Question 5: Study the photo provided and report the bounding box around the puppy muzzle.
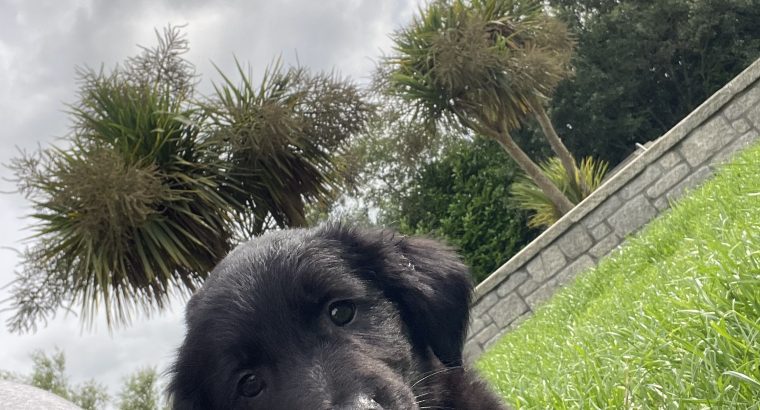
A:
[333,394,383,410]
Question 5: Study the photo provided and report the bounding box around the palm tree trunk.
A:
[284,192,308,227]
[461,116,575,214]
[534,106,588,194]
[491,131,574,215]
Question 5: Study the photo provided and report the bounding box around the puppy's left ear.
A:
[390,236,473,367]
[318,225,473,367]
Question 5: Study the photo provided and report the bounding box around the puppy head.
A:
[168,224,472,409]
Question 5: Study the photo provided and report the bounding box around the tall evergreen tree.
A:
[548,0,760,165]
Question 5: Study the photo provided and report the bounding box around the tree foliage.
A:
[123,25,197,100]
[387,0,574,132]
[385,138,538,283]
[511,156,608,229]
[0,350,171,410]
[348,100,457,221]
[5,26,370,332]
[9,70,236,330]
[548,0,760,165]
[117,367,166,410]
[349,101,538,282]
[355,0,760,283]
[6,34,235,330]
[0,350,110,410]
[206,59,371,236]
[28,350,71,400]
[385,0,583,214]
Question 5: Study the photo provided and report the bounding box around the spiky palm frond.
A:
[123,24,198,100]
[204,59,372,237]
[511,156,608,229]
[6,28,372,333]
[7,71,235,330]
[387,0,575,132]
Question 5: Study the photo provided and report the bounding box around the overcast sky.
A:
[0,0,416,404]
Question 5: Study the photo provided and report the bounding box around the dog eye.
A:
[328,300,355,326]
[237,373,265,397]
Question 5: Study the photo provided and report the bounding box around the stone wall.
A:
[464,58,760,360]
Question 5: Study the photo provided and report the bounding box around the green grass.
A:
[478,142,760,409]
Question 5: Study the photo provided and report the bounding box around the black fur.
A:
[168,224,508,409]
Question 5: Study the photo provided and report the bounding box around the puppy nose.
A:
[334,394,383,410]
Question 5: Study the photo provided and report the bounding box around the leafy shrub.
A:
[388,138,538,283]
[511,156,608,229]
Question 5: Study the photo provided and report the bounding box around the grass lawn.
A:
[478,142,760,409]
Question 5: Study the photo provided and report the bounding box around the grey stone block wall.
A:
[463,58,760,361]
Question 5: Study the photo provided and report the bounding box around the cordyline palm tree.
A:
[512,156,608,229]
[4,27,370,332]
[205,59,371,237]
[8,65,234,330]
[386,0,581,214]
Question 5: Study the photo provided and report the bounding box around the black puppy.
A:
[168,224,508,409]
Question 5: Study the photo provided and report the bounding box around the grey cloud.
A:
[0,0,417,405]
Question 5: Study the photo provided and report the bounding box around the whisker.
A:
[411,366,462,389]
[414,391,436,400]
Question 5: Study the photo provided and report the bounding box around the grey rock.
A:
[524,281,555,310]
[517,279,541,297]
[557,225,593,259]
[468,316,488,336]
[526,256,544,279]
[488,293,529,328]
[507,311,533,331]
[583,195,623,229]
[525,256,595,310]
[496,271,528,298]
[589,234,622,259]
[656,152,683,170]
[653,197,669,211]
[680,116,737,167]
[483,328,509,349]
[463,342,483,364]
[712,131,759,165]
[620,165,661,200]
[724,83,760,120]
[731,117,752,134]
[608,195,658,238]
[471,292,498,318]
[537,246,567,281]
[748,105,760,130]
[646,163,691,199]
[472,324,499,348]
[666,167,713,203]
[590,223,612,241]
[0,381,82,410]
[554,256,595,287]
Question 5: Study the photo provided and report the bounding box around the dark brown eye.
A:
[328,300,355,326]
[238,373,265,397]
